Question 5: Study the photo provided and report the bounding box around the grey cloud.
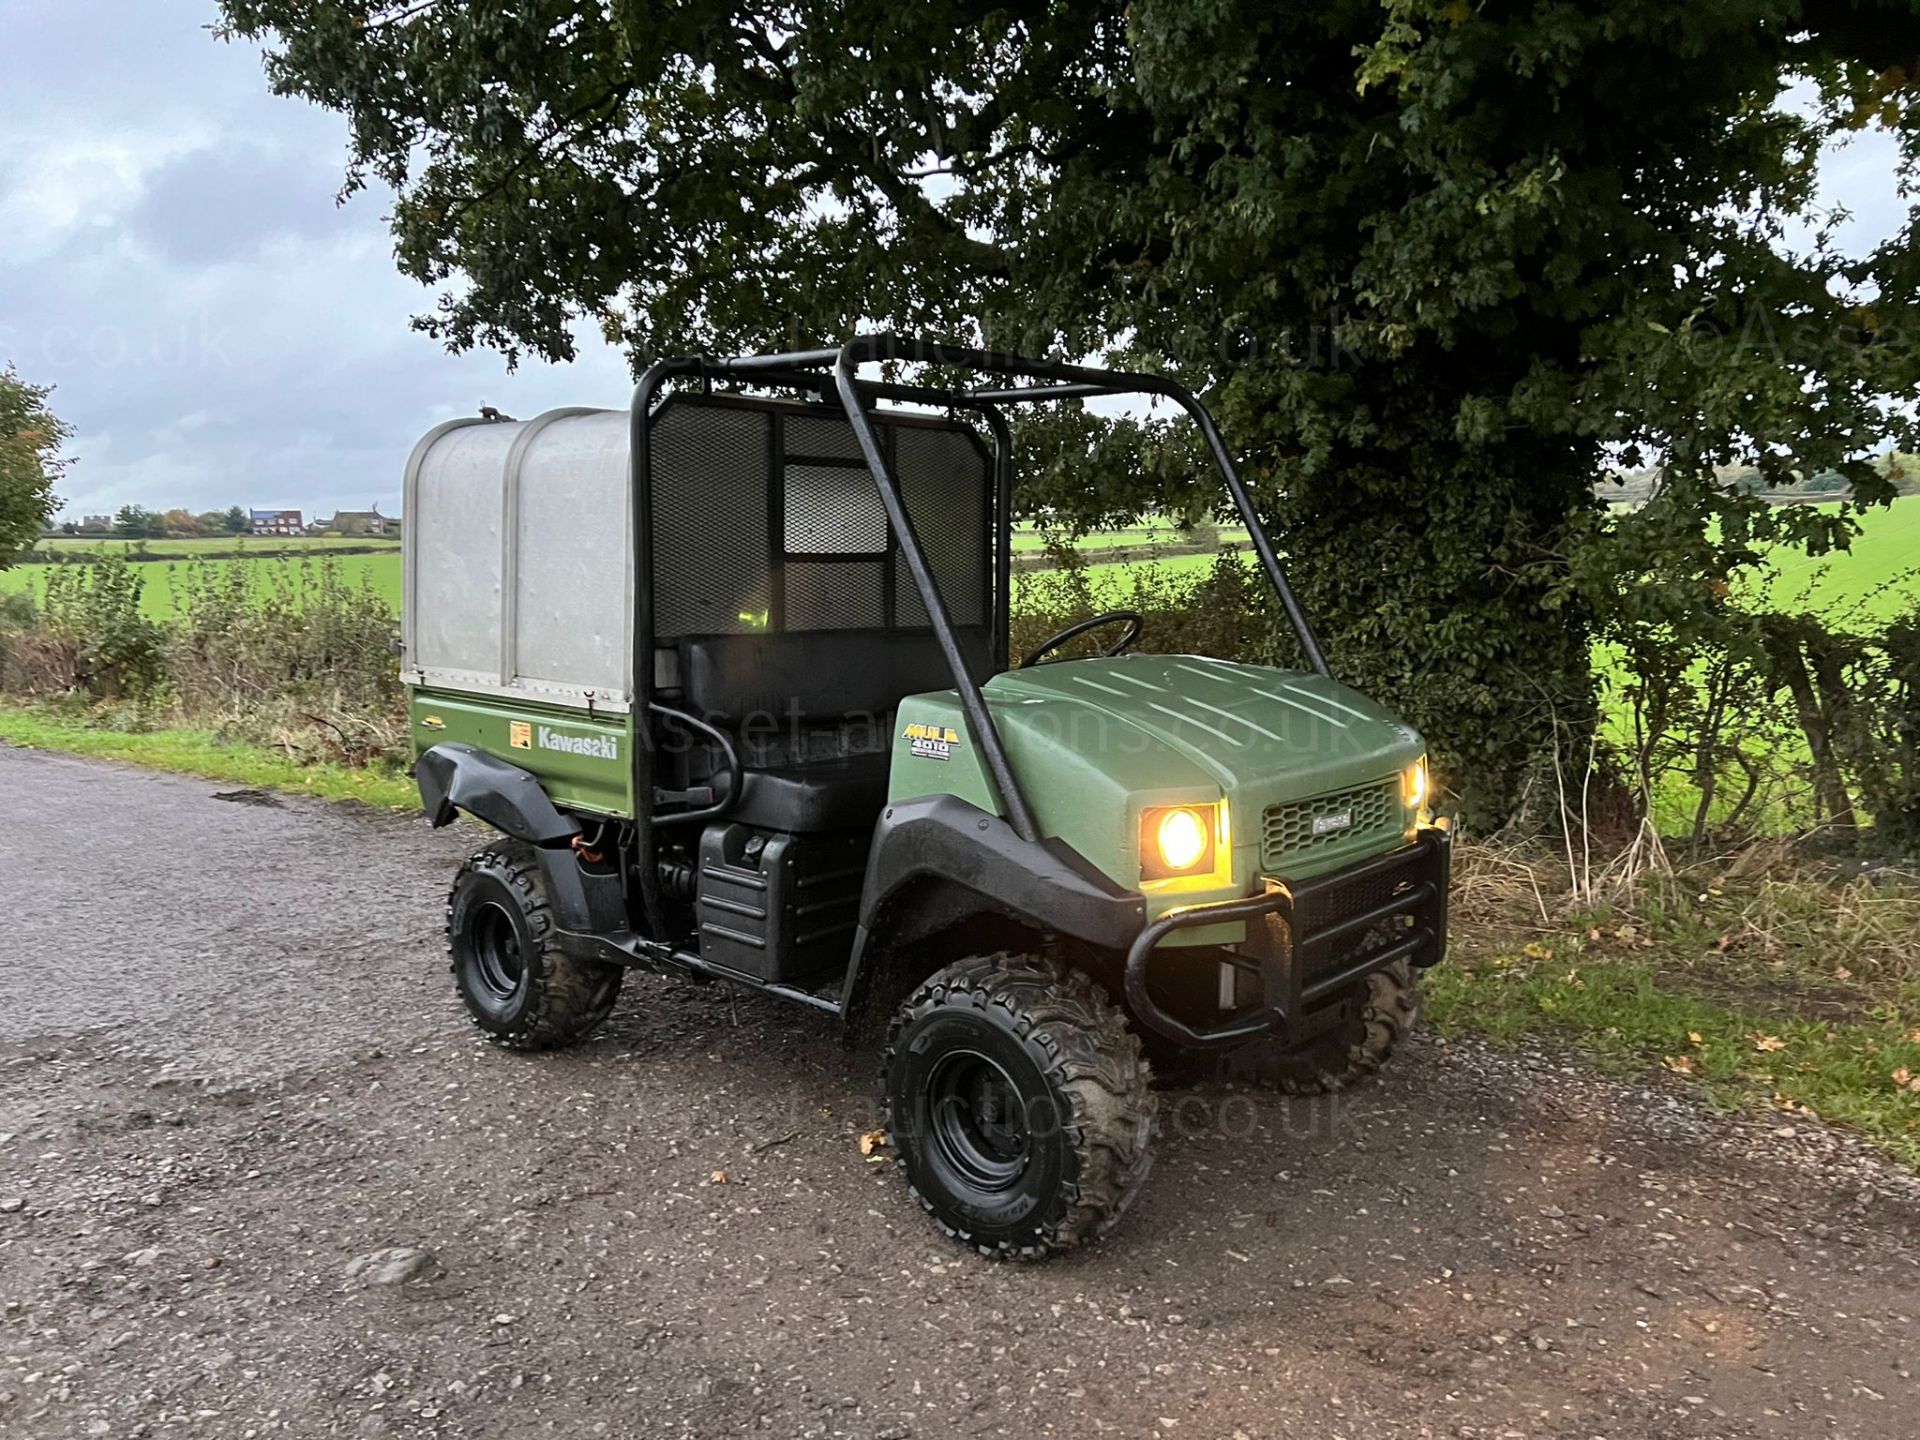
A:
[2,0,633,522]
[124,141,354,266]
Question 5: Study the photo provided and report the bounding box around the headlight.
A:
[1141,803,1220,881]
[1404,757,1430,811]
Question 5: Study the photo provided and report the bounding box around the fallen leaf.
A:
[1712,933,1735,953]
[1895,1067,1916,1093]
[1522,941,1554,961]
[1663,1055,1695,1075]
[708,1169,728,1185]
[858,1129,888,1157]
[1750,1032,1788,1054]
[1833,966,1853,981]
[1909,1027,1920,1044]
[1688,1032,1705,1047]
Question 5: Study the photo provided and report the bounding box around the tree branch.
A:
[446,80,634,221]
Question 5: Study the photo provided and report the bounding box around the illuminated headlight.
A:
[1404,757,1430,811]
[1141,803,1220,881]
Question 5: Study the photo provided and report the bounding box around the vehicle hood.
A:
[983,653,1424,800]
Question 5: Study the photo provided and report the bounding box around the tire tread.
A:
[884,952,1157,1260]
[447,839,621,1050]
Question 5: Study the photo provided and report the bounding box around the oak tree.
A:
[216,0,1920,817]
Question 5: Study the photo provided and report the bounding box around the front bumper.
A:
[1123,824,1452,1049]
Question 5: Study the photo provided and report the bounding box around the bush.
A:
[1011,546,1277,666]
[30,557,169,698]
[169,554,404,764]
[0,553,405,770]
[1831,606,1920,852]
[0,589,36,687]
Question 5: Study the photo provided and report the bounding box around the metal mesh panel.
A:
[1262,778,1399,872]
[785,465,888,554]
[646,397,990,640]
[785,561,886,630]
[785,414,865,461]
[894,426,990,627]
[650,403,771,636]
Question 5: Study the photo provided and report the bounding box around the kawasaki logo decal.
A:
[536,724,619,761]
[1311,809,1354,836]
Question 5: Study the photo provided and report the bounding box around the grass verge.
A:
[0,701,416,810]
[1437,844,1920,1167]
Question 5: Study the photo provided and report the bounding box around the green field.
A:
[1758,499,1920,621]
[28,535,400,557]
[1010,523,1250,554]
[3,504,1911,623]
[0,549,404,617]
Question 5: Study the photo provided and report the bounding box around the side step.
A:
[557,929,845,1016]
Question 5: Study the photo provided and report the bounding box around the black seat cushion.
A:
[672,627,993,833]
[677,626,991,726]
[727,751,893,832]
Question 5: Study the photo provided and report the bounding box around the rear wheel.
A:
[1223,958,1420,1093]
[884,953,1156,1259]
[447,841,623,1049]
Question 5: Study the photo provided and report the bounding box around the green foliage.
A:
[0,365,69,566]
[34,556,168,699]
[114,504,167,539]
[1817,605,1920,849]
[1011,544,1275,666]
[169,554,404,763]
[1596,542,1920,852]
[213,0,1920,825]
[221,504,248,534]
[0,553,405,767]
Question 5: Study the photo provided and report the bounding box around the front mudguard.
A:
[839,793,1145,1034]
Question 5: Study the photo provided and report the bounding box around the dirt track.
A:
[3,744,1918,1439]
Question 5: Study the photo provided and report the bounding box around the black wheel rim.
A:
[926,1049,1030,1192]
[469,901,525,1002]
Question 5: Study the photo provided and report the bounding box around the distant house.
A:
[330,507,391,537]
[249,508,303,536]
[80,514,114,534]
[307,515,335,536]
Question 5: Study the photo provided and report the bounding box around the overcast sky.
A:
[2,3,1910,523]
[1,0,632,523]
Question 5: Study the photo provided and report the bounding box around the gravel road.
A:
[3,744,1918,1440]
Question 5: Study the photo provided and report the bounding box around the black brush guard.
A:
[1124,826,1452,1049]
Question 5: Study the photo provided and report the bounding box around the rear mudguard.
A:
[416,742,579,844]
[415,743,623,935]
[839,793,1145,1031]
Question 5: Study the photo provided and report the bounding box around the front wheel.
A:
[447,841,623,1049]
[1222,958,1421,1093]
[884,953,1156,1259]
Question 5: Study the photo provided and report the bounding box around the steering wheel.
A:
[1019,610,1146,668]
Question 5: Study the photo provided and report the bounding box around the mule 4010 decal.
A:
[903,722,960,761]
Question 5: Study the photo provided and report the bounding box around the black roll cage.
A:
[627,334,1328,939]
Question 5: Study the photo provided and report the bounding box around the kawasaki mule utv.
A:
[403,335,1450,1258]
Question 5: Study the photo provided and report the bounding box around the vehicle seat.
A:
[728,753,894,831]
[672,626,992,833]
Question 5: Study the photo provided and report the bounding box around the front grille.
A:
[1263,778,1399,871]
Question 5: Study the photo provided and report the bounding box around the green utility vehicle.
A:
[405,336,1450,1258]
